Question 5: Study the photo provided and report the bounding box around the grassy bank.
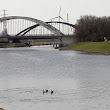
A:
[0,42,54,48]
[60,41,110,55]
[0,43,29,48]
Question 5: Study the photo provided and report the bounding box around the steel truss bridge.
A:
[0,16,75,45]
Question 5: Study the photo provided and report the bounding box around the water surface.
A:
[0,45,110,110]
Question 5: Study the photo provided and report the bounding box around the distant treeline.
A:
[75,15,110,42]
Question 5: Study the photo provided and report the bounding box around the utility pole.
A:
[67,13,69,23]
[2,9,8,31]
[59,6,61,31]
[67,13,69,35]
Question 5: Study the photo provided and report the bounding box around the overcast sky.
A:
[0,0,110,24]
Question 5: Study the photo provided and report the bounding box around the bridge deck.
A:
[0,35,73,40]
[0,35,60,39]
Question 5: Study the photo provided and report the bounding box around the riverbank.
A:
[60,41,110,55]
[0,42,53,48]
[0,43,29,48]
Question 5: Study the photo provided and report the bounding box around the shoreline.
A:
[0,43,29,48]
[60,48,110,56]
[60,41,110,55]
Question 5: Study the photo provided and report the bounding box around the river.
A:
[0,45,110,110]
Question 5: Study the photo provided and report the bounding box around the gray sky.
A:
[0,0,110,24]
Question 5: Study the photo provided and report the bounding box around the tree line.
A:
[74,15,110,42]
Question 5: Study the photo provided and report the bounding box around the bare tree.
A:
[75,15,110,42]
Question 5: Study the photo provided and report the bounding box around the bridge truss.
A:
[0,16,75,38]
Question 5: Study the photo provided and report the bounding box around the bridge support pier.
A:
[53,43,60,49]
[59,37,63,47]
[53,35,74,48]
[60,35,74,46]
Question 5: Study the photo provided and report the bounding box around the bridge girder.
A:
[0,16,64,36]
[16,21,75,36]
[47,21,75,27]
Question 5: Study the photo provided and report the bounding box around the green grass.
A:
[60,41,110,55]
[0,43,28,48]
[0,42,54,48]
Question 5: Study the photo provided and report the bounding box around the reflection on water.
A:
[0,45,110,110]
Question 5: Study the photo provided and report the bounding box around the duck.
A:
[51,90,53,95]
